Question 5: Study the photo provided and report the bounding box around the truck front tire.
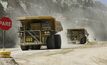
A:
[80,36,87,44]
[54,35,61,49]
[21,45,29,50]
[46,35,55,49]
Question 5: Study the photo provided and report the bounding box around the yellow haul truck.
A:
[67,29,88,44]
[18,16,63,50]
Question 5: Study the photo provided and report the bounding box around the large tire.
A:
[54,35,61,49]
[30,45,41,50]
[21,45,29,50]
[46,35,55,49]
[80,36,87,44]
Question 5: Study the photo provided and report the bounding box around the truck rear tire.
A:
[46,35,55,49]
[21,45,29,50]
[31,45,41,50]
[54,35,61,49]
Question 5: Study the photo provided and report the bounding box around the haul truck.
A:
[18,16,63,50]
[67,29,88,44]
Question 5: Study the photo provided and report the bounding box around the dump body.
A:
[18,16,63,32]
[67,29,88,44]
[18,16,62,50]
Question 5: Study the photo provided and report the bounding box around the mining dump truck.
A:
[18,16,63,50]
[67,29,88,44]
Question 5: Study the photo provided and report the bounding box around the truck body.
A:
[18,16,63,50]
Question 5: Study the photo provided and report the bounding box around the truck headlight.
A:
[44,31,50,35]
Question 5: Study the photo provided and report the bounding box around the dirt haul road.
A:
[6,42,107,65]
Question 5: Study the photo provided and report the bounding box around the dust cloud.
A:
[0,0,107,48]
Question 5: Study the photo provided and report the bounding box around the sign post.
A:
[0,17,12,51]
[2,30,5,51]
[0,17,12,58]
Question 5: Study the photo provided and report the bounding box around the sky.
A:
[99,0,107,5]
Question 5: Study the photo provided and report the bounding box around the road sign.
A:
[0,17,12,30]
